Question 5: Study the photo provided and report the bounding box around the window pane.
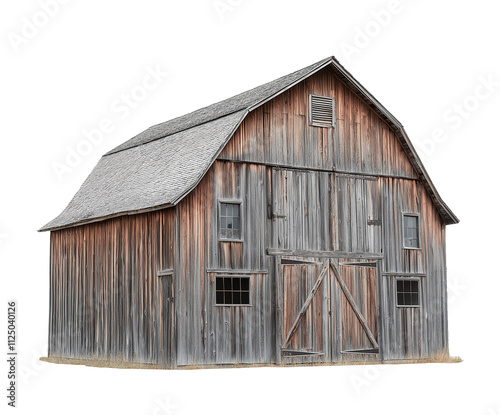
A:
[221,217,227,229]
[404,216,411,227]
[224,277,232,290]
[226,204,232,216]
[241,292,250,305]
[221,203,226,216]
[234,204,240,216]
[404,280,411,292]
[397,281,404,292]
[233,217,240,230]
[397,293,404,305]
[216,277,223,290]
[241,278,250,291]
[225,292,232,304]
[233,278,240,290]
[216,291,224,305]
[410,281,419,292]
[411,293,419,305]
[406,216,417,227]
[233,292,241,305]
[404,293,411,305]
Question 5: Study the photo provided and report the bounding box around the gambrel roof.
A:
[40,57,458,231]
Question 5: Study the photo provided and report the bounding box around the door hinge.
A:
[267,205,286,220]
[273,214,287,220]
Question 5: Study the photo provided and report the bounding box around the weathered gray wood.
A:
[281,260,329,349]
[330,261,379,349]
[267,248,384,259]
[274,256,283,364]
[206,269,268,274]
[382,272,426,277]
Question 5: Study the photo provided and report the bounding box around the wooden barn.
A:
[40,56,459,368]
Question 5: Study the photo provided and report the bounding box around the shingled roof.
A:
[40,56,458,232]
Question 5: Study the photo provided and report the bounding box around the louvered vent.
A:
[309,94,335,127]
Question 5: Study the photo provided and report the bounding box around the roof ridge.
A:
[104,56,333,156]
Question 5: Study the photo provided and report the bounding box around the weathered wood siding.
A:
[48,210,176,365]
[339,265,378,352]
[175,160,273,366]
[219,67,417,179]
[377,177,448,359]
[280,261,328,364]
[334,175,382,253]
[272,168,332,251]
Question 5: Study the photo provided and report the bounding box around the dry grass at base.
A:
[402,349,462,364]
[40,352,462,371]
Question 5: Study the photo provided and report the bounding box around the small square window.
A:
[403,214,420,249]
[396,279,420,307]
[215,276,250,306]
[220,202,242,240]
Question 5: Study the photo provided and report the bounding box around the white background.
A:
[1,1,499,414]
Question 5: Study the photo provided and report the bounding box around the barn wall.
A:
[175,160,274,366]
[377,177,448,359]
[219,67,418,180]
[48,209,176,365]
[271,168,333,251]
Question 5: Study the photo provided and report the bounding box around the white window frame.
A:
[395,277,421,308]
[214,275,251,307]
[402,213,421,250]
[218,199,244,242]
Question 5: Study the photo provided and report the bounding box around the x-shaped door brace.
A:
[330,260,379,349]
[281,258,379,350]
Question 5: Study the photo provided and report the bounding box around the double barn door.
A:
[277,257,379,363]
[271,167,381,362]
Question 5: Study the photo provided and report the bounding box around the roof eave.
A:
[328,57,459,226]
[38,202,175,232]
